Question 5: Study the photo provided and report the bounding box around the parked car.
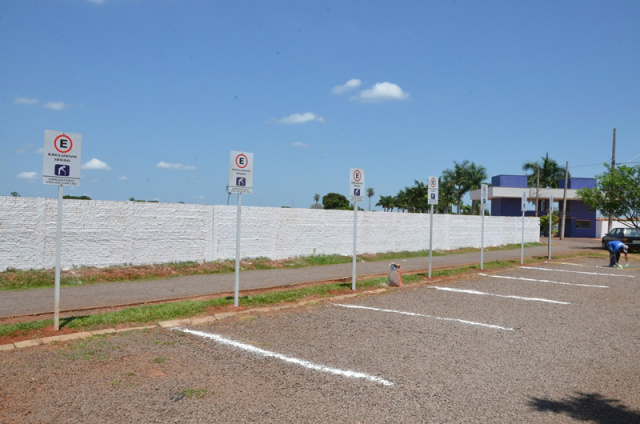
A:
[601,227,640,251]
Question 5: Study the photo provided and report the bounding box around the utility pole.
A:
[535,166,540,217]
[608,128,616,232]
[560,161,569,240]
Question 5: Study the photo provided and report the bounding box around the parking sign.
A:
[229,151,254,194]
[42,130,82,186]
[481,184,488,207]
[428,176,438,205]
[350,168,365,201]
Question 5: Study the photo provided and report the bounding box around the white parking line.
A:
[175,328,394,386]
[479,273,608,288]
[546,261,601,268]
[548,261,635,270]
[521,266,635,278]
[335,303,513,331]
[430,287,571,304]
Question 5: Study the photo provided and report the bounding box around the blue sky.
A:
[2,0,639,209]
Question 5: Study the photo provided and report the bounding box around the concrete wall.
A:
[0,196,540,271]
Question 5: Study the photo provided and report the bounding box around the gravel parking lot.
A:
[1,257,639,423]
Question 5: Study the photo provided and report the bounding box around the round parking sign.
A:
[235,153,248,168]
[54,134,73,154]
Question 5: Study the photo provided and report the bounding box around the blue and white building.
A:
[471,175,597,238]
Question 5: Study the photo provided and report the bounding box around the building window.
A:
[575,220,591,229]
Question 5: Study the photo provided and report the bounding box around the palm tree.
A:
[366,187,375,211]
[437,177,455,214]
[441,160,487,215]
[313,193,320,203]
[522,153,568,215]
[393,181,429,213]
[522,153,567,188]
[376,195,394,212]
[466,162,488,215]
[441,160,470,214]
[394,189,409,212]
[408,180,429,213]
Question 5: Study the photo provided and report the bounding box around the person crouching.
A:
[607,240,628,268]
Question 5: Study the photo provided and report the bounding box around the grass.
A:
[178,388,211,399]
[0,251,566,341]
[0,243,544,291]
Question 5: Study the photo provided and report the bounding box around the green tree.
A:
[577,164,640,228]
[313,193,320,203]
[366,187,375,211]
[441,160,486,215]
[393,189,408,212]
[391,181,430,213]
[407,180,429,213]
[322,192,350,210]
[63,195,92,200]
[540,210,560,236]
[10,192,20,197]
[437,177,455,214]
[465,162,488,215]
[376,195,395,212]
[441,161,467,214]
[522,153,567,188]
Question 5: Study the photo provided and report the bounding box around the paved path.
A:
[0,238,603,318]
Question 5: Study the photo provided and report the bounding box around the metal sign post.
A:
[229,151,254,307]
[548,196,553,260]
[521,191,527,264]
[427,176,438,278]
[42,130,82,331]
[480,184,488,270]
[352,200,358,291]
[349,168,365,291]
[54,185,63,330]
[235,193,242,307]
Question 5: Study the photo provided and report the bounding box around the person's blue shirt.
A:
[607,240,626,253]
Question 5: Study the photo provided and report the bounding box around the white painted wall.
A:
[0,197,540,271]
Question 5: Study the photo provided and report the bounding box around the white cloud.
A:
[13,144,34,154]
[82,158,112,170]
[156,161,197,171]
[332,78,362,95]
[274,112,325,124]
[14,97,39,106]
[43,101,68,111]
[35,147,43,154]
[17,171,38,180]
[117,175,128,181]
[351,82,410,103]
[87,0,106,4]
[291,141,310,148]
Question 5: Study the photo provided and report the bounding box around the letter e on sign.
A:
[54,134,73,153]
[236,154,248,168]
